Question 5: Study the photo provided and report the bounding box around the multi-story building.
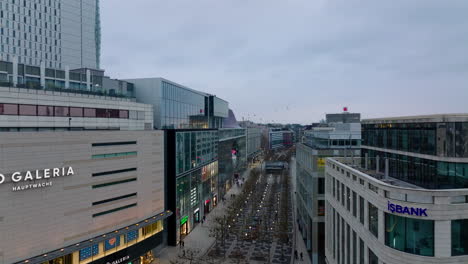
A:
[125,77,228,130]
[0,0,101,69]
[218,128,246,197]
[126,77,231,246]
[246,127,262,161]
[165,129,219,246]
[296,113,360,264]
[268,128,294,149]
[325,114,468,264]
[0,79,171,264]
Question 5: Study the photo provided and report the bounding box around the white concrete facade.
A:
[0,86,153,130]
[325,157,468,264]
[0,130,165,264]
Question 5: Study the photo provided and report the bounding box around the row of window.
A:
[91,151,138,160]
[331,206,381,264]
[0,103,131,118]
[329,164,468,257]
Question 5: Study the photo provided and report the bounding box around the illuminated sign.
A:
[317,158,326,168]
[180,216,189,225]
[106,256,130,264]
[387,201,428,217]
[0,167,74,192]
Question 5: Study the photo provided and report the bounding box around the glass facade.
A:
[175,161,218,238]
[385,213,434,256]
[161,81,207,129]
[452,219,468,256]
[175,130,218,176]
[362,149,468,189]
[363,122,468,158]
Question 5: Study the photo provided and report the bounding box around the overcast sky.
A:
[101,0,468,124]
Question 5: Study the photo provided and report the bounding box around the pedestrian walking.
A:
[179,241,182,249]
[300,252,303,261]
[294,250,298,260]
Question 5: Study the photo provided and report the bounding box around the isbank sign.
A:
[387,201,428,217]
[0,167,74,192]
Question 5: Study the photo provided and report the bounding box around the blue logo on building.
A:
[387,201,428,217]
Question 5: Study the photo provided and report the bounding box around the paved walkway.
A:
[156,166,255,264]
[291,157,311,264]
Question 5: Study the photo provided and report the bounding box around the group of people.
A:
[294,250,304,261]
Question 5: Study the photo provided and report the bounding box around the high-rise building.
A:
[296,112,361,264]
[0,0,100,70]
[325,114,468,264]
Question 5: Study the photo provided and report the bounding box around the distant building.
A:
[268,128,294,149]
[296,113,361,264]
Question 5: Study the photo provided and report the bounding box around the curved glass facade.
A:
[362,122,468,158]
[385,213,434,256]
[362,149,468,189]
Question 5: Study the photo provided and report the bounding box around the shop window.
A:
[126,229,139,242]
[104,236,121,251]
[385,213,434,256]
[96,108,108,118]
[79,244,99,261]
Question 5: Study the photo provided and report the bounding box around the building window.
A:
[92,151,137,159]
[79,244,99,261]
[119,109,129,119]
[368,202,378,238]
[318,200,325,216]
[318,177,325,194]
[19,104,36,115]
[0,103,18,115]
[126,230,139,242]
[352,191,357,217]
[92,203,137,217]
[346,187,351,211]
[104,236,121,251]
[54,106,69,117]
[84,107,96,117]
[359,196,364,224]
[451,219,468,256]
[341,183,345,207]
[37,105,53,116]
[385,213,434,256]
[352,230,357,264]
[69,107,83,117]
[368,248,378,264]
[359,238,364,264]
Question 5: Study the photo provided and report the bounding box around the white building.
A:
[0,0,100,69]
[325,114,468,264]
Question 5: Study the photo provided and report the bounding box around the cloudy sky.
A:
[101,0,468,124]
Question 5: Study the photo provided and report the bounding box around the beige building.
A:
[0,130,168,264]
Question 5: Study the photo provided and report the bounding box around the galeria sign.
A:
[387,201,428,217]
[0,167,74,191]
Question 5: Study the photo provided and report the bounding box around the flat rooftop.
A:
[363,113,468,124]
